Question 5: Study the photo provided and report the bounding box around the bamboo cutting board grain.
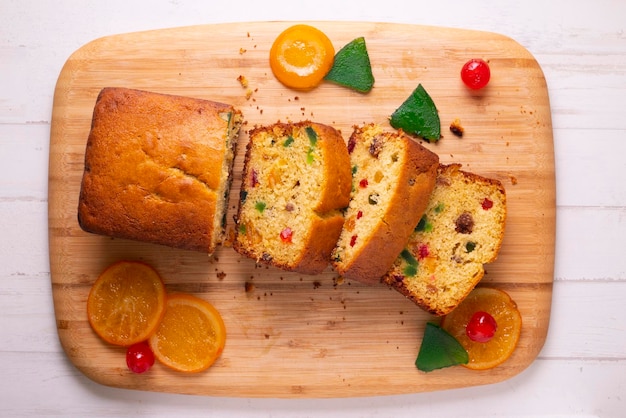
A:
[48,22,555,398]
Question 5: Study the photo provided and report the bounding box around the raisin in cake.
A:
[382,164,507,315]
[77,87,242,254]
[233,121,351,274]
[331,124,439,284]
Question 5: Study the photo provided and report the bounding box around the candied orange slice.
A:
[269,24,335,90]
[441,287,522,370]
[149,293,226,373]
[87,261,167,346]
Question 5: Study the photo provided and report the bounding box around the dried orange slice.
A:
[269,24,335,90]
[149,293,226,373]
[87,261,166,346]
[441,287,522,370]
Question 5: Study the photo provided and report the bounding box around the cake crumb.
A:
[217,271,226,280]
[449,118,464,137]
[223,228,235,247]
[237,75,249,88]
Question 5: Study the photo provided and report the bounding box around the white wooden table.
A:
[2,0,625,416]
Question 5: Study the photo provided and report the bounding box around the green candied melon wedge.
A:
[416,322,469,372]
[324,37,375,93]
[390,83,441,143]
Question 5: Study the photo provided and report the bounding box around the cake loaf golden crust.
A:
[233,121,351,274]
[331,124,439,284]
[77,87,242,253]
[382,164,507,316]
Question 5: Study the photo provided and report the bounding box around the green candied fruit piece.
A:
[415,215,433,233]
[400,248,419,277]
[255,201,267,213]
[416,323,469,372]
[403,264,418,277]
[400,248,418,266]
[324,37,375,93]
[238,224,247,235]
[283,135,294,147]
[306,147,315,164]
[390,83,441,143]
[305,126,318,146]
[352,165,358,175]
[465,241,476,253]
[434,202,445,213]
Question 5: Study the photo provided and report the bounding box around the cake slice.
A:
[382,164,507,315]
[77,87,242,254]
[233,121,351,274]
[331,124,439,284]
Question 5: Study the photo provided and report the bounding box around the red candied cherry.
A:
[466,311,497,342]
[461,59,491,90]
[280,227,293,243]
[126,341,155,374]
[482,197,494,210]
[359,178,368,188]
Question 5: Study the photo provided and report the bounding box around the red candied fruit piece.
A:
[359,178,368,188]
[347,137,356,154]
[250,169,259,187]
[356,210,363,220]
[280,227,293,243]
[126,341,155,374]
[350,235,357,247]
[466,311,497,343]
[418,244,429,260]
[482,198,493,210]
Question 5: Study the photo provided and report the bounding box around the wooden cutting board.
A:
[49,21,555,398]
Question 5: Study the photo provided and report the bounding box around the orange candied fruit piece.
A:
[149,293,226,373]
[87,261,167,347]
[269,24,335,90]
[441,287,522,370]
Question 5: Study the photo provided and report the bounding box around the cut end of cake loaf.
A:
[77,87,242,254]
[382,164,507,316]
[233,121,351,275]
[331,124,439,284]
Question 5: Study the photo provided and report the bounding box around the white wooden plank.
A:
[0,124,50,200]
[554,207,626,281]
[0,200,49,277]
[0,351,623,417]
[539,281,626,359]
[554,129,626,207]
